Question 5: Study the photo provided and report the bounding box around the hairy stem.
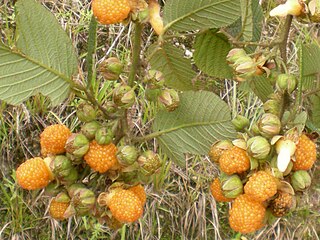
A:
[128,22,143,87]
[86,15,98,91]
[279,15,293,67]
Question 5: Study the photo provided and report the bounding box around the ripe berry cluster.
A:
[16,120,161,226]
[209,66,318,233]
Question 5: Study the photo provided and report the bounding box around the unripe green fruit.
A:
[81,121,101,140]
[276,74,297,93]
[220,174,243,198]
[258,113,281,138]
[247,136,271,160]
[291,170,311,191]
[232,115,250,131]
[117,145,139,166]
[99,57,123,81]
[65,133,90,157]
[95,127,114,145]
[76,103,97,122]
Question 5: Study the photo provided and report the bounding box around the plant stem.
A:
[120,224,126,240]
[86,15,98,91]
[279,15,293,66]
[128,22,143,87]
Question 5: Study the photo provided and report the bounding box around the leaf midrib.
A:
[164,0,234,32]
[0,45,73,86]
[155,119,231,138]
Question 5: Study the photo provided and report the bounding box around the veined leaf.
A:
[240,0,253,41]
[163,0,241,32]
[148,43,195,90]
[310,95,320,128]
[248,76,273,102]
[194,31,233,79]
[153,91,236,166]
[0,0,77,105]
[227,0,263,52]
[299,43,320,90]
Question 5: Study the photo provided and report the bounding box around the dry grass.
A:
[1,0,320,239]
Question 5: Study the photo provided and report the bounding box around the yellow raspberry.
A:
[128,184,146,206]
[229,194,266,234]
[210,178,232,202]
[40,124,71,156]
[92,0,131,25]
[244,171,278,202]
[219,146,250,175]
[293,135,317,170]
[108,189,143,223]
[84,140,118,173]
[49,199,69,220]
[16,157,54,190]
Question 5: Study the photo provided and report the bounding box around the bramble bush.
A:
[1,0,320,237]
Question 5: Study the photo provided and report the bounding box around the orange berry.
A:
[40,124,71,156]
[244,171,277,202]
[84,140,118,173]
[229,194,266,234]
[210,178,232,202]
[293,135,317,170]
[219,146,250,175]
[49,199,69,220]
[128,184,146,206]
[92,0,131,25]
[108,189,143,223]
[16,157,54,190]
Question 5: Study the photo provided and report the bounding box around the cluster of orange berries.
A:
[210,133,317,234]
[15,123,161,227]
[209,123,317,234]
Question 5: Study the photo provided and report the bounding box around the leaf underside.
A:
[0,0,77,106]
[148,43,196,90]
[194,31,233,79]
[163,0,241,32]
[153,91,236,166]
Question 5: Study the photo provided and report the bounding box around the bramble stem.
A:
[86,15,98,91]
[279,15,293,67]
[128,22,143,87]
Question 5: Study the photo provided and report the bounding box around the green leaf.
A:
[310,95,320,128]
[153,91,236,166]
[0,0,77,105]
[193,31,233,79]
[300,43,320,77]
[248,76,273,102]
[148,43,195,90]
[163,0,241,32]
[227,0,263,52]
[240,0,253,41]
[299,43,320,90]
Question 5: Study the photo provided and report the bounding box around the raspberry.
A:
[108,189,143,223]
[40,124,71,156]
[84,140,118,173]
[293,135,317,170]
[219,146,250,175]
[210,178,232,202]
[16,157,54,190]
[269,192,294,217]
[229,194,266,234]
[49,199,69,220]
[244,171,277,202]
[128,184,146,206]
[92,0,131,25]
